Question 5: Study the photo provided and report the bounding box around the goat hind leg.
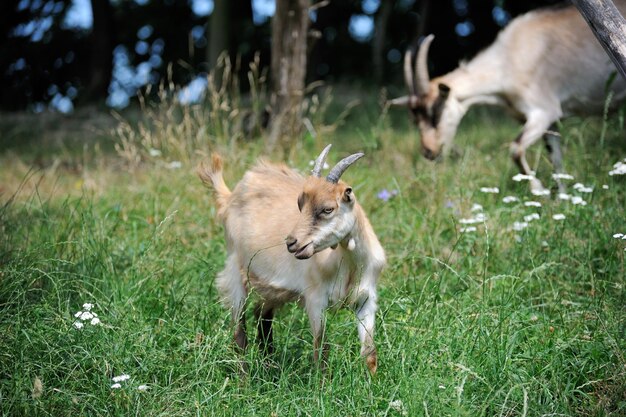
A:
[543,123,566,193]
[217,255,248,351]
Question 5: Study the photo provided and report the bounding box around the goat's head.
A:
[286,145,362,260]
[389,34,464,160]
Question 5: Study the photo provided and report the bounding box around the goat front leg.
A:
[510,110,556,193]
[354,287,378,375]
[543,123,566,194]
[305,294,329,370]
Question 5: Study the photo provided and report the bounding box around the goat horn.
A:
[403,49,415,95]
[415,34,434,95]
[326,152,364,184]
[311,144,332,177]
[387,96,410,106]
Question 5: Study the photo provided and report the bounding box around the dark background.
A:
[0,0,564,113]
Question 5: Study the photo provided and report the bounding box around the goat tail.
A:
[197,153,231,217]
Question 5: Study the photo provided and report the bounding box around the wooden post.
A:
[572,0,626,80]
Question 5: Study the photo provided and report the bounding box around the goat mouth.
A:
[294,242,314,259]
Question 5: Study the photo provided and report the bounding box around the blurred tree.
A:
[208,0,228,70]
[268,0,310,150]
[83,0,113,101]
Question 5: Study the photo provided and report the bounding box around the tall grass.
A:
[0,80,624,416]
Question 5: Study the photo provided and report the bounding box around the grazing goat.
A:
[390,3,626,193]
[197,145,385,374]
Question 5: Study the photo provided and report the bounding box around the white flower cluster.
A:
[614,233,626,251]
[512,173,535,182]
[110,374,149,391]
[167,161,182,170]
[552,173,574,180]
[502,195,519,203]
[524,201,542,208]
[573,183,593,193]
[524,213,540,222]
[512,221,529,231]
[72,303,101,329]
[552,213,566,221]
[389,400,408,416]
[459,212,487,225]
[460,226,477,233]
[480,187,499,194]
[531,188,550,196]
[609,159,626,176]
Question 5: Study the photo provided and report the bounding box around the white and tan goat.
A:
[391,3,626,193]
[197,145,385,374]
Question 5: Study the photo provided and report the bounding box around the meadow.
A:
[0,85,625,416]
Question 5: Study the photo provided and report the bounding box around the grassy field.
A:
[1,88,625,416]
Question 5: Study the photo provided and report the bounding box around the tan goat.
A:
[197,145,385,374]
[390,3,626,193]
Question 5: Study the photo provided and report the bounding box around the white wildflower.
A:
[137,385,149,391]
[459,213,486,225]
[552,214,566,220]
[112,374,130,383]
[512,221,529,231]
[571,196,587,206]
[613,233,624,239]
[480,187,499,194]
[524,201,542,207]
[74,311,82,318]
[512,173,535,182]
[82,303,93,311]
[389,400,407,416]
[579,187,593,193]
[524,213,540,222]
[471,203,483,212]
[531,188,550,196]
[148,148,162,157]
[438,384,446,389]
[111,383,122,389]
[502,195,519,203]
[609,161,626,176]
[73,321,84,330]
[602,184,609,190]
[167,161,182,170]
[460,226,477,233]
[573,182,584,190]
[552,173,574,180]
[90,317,101,326]
[79,311,94,321]
[558,193,571,200]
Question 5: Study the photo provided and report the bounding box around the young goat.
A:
[197,145,385,374]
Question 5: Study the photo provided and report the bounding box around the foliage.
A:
[0,90,625,416]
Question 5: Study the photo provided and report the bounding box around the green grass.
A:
[0,94,625,416]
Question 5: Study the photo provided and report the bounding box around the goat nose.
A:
[286,236,297,252]
[423,148,436,160]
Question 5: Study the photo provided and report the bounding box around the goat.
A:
[197,145,385,374]
[390,3,626,193]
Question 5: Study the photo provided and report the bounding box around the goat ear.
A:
[342,187,353,203]
[297,193,305,212]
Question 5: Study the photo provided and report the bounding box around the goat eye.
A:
[323,207,334,214]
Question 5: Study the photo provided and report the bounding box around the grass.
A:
[0,88,625,416]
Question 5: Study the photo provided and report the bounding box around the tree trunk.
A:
[572,0,626,81]
[268,0,310,151]
[207,0,229,70]
[84,0,113,101]
[372,0,394,83]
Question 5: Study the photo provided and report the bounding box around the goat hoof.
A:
[366,350,378,375]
